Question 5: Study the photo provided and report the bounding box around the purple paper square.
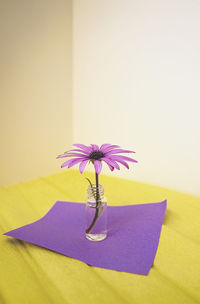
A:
[4,200,167,275]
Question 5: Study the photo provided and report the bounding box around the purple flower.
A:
[57,143,138,175]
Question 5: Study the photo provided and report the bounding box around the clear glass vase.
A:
[85,184,107,241]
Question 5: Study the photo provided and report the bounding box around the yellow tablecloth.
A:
[1,170,200,304]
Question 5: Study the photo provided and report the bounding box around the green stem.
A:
[96,172,99,204]
[86,172,100,234]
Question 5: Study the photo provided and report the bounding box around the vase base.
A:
[86,233,107,242]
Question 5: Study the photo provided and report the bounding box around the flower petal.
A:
[94,160,102,174]
[61,157,87,168]
[73,144,92,153]
[100,144,120,153]
[99,143,112,151]
[107,156,129,169]
[102,157,120,170]
[68,158,88,168]
[66,149,89,154]
[62,153,89,157]
[79,159,89,174]
[57,153,89,159]
[105,149,135,156]
[60,159,74,168]
[91,144,99,151]
[56,154,65,159]
[109,155,138,163]
[106,163,115,171]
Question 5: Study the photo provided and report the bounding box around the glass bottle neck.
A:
[87,184,104,200]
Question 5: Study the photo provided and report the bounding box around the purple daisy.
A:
[57,143,137,175]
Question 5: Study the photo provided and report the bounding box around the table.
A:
[1,170,200,304]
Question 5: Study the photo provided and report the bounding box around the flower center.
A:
[89,150,104,160]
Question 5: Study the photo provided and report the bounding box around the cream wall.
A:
[0,0,72,186]
[73,0,200,196]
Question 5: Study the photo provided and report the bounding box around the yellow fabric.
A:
[1,170,200,304]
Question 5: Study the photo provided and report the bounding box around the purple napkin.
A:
[4,200,167,275]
